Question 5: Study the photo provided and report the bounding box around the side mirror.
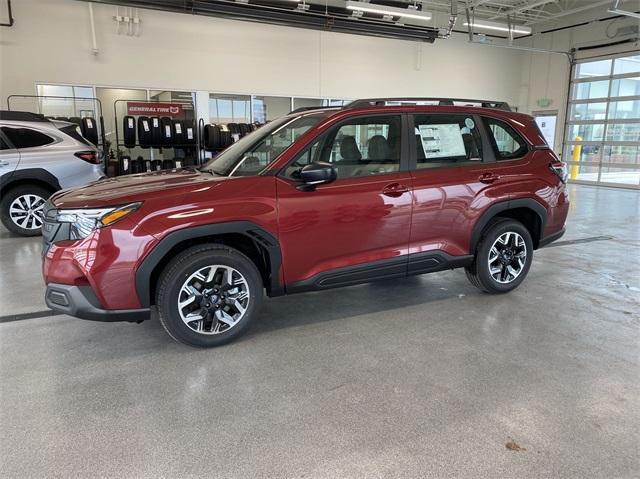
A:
[297,162,337,191]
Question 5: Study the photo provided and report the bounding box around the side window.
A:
[0,127,55,149]
[0,131,12,151]
[483,118,528,160]
[284,115,402,180]
[327,115,401,178]
[413,114,483,168]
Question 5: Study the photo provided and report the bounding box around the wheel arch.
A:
[136,221,283,308]
[470,199,547,253]
[0,169,61,198]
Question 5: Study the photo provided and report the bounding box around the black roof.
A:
[0,110,50,122]
[346,98,512,111]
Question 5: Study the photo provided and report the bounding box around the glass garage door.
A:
[565,53,640,188]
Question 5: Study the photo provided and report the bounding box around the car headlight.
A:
[56,202,142,239]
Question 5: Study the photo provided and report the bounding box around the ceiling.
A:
[87,0,624,42]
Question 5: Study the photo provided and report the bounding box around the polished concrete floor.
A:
[1,184,638,478]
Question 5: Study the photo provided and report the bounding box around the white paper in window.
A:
[418,124,466,159]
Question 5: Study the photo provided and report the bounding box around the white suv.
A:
[0,111,105,236]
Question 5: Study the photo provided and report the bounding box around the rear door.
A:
[276,114,413,289]
[0,127,21,176]
[407,112,505,265]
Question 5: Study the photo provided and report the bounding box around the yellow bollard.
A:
[570,136,582,180]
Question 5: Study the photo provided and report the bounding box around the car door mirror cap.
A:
[297,162,337,191]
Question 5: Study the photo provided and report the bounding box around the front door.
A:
[276,114,413,290]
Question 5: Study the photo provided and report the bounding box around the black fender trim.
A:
[469,198,547,253]
[135,221,283,308]
[0,168,61,193]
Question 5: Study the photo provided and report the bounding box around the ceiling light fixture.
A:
[345,1,432,22]
[464,19,532,35]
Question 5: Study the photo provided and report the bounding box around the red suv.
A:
[42,98,569,347]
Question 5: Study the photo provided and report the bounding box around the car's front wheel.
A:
[465,218,533,294]
[0,185,51,236]
[156,244,263,347]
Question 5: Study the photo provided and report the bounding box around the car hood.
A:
[51,168,228,208]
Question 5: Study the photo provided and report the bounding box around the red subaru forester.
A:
[42,98,569,347]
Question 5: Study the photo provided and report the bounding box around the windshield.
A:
[200,113,327,176]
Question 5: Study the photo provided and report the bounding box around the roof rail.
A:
[290,105,339,114]
[0,110,50,122]
[346,98,511,111]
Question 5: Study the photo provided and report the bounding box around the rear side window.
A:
[483,118,528,160]
[59,124,91,147]
[1,127,55,149]
[413,114,483,168]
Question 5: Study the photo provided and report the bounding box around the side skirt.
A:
[285,251,474,294]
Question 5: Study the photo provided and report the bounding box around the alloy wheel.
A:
[487,232,527,284]
[177,264,250,335]
[9,194,46,231]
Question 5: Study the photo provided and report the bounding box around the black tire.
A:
[184,120,196,145]
[120,155,131,175]
[162,159,175,170]
[151,159,162,171]
[172,119,185,146]
[149,117,162,147]
[160,117,173,147]
[204,124,221,150]
[465,218,533,294]
[156,244,263,347]
[0,184,52,236]
[137,116,152,148]
[80,117,99,145]
[123,116,136,148]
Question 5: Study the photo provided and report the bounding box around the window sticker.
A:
[418,124,466,158]
[465,118,475,129]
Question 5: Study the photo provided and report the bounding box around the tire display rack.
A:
[7,94,106,162]
[113,98,199,176]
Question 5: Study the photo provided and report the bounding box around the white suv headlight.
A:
[56,202,142,239]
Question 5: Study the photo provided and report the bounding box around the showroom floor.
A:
[1,184,638,478]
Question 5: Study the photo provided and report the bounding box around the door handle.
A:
[382,183,410,198]
[479,172,501,184]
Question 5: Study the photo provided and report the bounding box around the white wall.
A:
[0,0,526,109]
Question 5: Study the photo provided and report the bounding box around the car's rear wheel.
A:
[156,244,263,347]
[465,218,533,294]
[0,185,51,236]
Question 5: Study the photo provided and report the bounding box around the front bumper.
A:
[45,283,150,323]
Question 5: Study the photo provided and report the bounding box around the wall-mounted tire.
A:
[172,119,185,146]
[184,120,196,145]
[160,117,173,147]
[80,117,99,145]
[151,159,162,171]
[221,130,232,148]
[123,116,136,148]
[238,123,250,137]
[137,116,152,148]
[69,117,82,126]
[120,155,131,175]
[150,117,162,148]
[204,124,221,150]
[131,157,144,174]
[162,159,175,170]
[227,123,240,135]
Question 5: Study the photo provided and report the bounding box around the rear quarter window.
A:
[0,127,55,149]
[482,117,528,160]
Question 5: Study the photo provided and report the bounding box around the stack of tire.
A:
[122,116,196,149]
[202,122,257,151]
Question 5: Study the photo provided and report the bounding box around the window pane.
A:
[569,102,607,121]
[608,100,640,120]
[327,115,401,178]
[602,145,639,165]
[567,123,605,142]
[570,162,600,182]
[611,77,640,98]
[252,96,291,123]
[293,98,325,110]
[573,80,609,100]
[575,60,612,79]
[483,118,527,160]
[414,114,482,168]
[599,166,640,185]
[605,123,640,142]
[209,94,250,123]
[1,127,54,149]
[613,55,640,75]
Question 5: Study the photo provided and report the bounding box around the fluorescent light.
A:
[346,1,432,22]
[464,19,531,35]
